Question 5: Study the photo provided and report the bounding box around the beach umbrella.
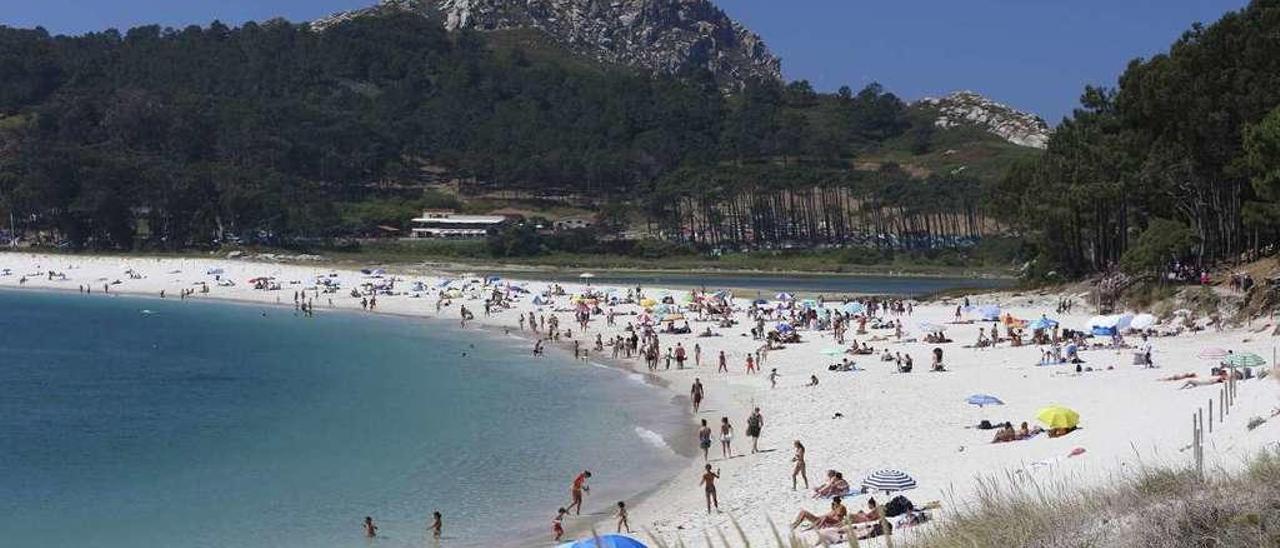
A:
[861,469,917,493]
[801,298,818,309]
[1197,347,1229,360]
[841,302,865,315]
[917,321,946,334]
[775,323,794,332]
[639,298,657,308]
[966,394,1004,407]
[579,273,596,279]
[1036,405,1080,430]
[661,313,685,323]
[776,292,794,301]
[752,299,769,305]
[978,305,1001,321]
[1224,352,1266,368]
[557,534,647,548]
[206,267,225,275]
[1027,317,1058,331]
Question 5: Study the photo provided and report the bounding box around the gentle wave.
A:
[634,426,678,456]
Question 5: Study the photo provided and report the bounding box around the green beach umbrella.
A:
[1223,352,1265,368]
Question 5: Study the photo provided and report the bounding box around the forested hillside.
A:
[995,0,1280,279]
[0,12,1031,251]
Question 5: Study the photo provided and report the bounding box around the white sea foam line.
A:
[634,426,678,457]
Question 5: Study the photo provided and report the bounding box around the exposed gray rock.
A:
[311,0,782,90]
[918,90,1051,149]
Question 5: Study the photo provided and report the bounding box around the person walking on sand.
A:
[615,501,631,533]
[746,408,764,454]
[691,378,705,413]
[694,343,702,367]
[719,417,734,458]
[567,470,591,515]
[791,440,809,490]
[745,354,756,374]
[429,511,442,540]
[700,464,721,513]
[362,516,378,538]
[717,350,728,373]
[769,368,779,388]
[698,419,713,462]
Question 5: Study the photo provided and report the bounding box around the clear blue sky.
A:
[1,0,1250,123]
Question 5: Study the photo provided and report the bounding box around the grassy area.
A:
[629,448,1280,548]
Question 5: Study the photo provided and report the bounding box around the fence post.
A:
[1209,399,1214,433]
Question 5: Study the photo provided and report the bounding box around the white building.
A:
[409,210,507,239]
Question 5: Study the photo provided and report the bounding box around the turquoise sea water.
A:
[0,290,685,547]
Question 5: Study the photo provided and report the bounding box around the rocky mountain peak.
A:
[918,90,1051,149]
[312,0,782,90]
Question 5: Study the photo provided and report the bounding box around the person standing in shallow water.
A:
[567,470,591,515]
[362,516,377,538]
[429,511,442,540]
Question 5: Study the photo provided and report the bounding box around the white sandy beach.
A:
[2,252,1277,547]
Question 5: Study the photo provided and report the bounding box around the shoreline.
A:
[0,279,700,547]
[1,252,1277,547]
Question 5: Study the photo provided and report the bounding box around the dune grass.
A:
[633,450,1280,547]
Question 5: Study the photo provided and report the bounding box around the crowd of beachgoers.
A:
[1,252,1278,547]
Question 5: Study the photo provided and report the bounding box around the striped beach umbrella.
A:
[1224,352,1266,368]
[861,469,917,493]
[1197,347,1229,360]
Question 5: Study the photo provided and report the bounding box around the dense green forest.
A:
[995,0,1280,279]
[0,12,1021,253]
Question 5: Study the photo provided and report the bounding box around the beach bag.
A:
[884,495,914,518]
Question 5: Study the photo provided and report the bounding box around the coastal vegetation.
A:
[0,12,1028,257]
[993,0,1280,279]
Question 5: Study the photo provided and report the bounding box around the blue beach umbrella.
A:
[557,534,648,548]
[752,298,769,305]
[776,292,795,301]
[1027,317,1058,330]
[966,394,1004,407]
[775,323,794,333]
[842,302,865,315]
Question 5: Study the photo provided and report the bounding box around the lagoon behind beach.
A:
[0,290,685,547]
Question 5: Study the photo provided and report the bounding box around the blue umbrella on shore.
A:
[1028,317,1058,330]
[557,534,647,548]
[966,394,1004,408]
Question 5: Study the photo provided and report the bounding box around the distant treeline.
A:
[0,12,996,251]
[993,0,1280,279]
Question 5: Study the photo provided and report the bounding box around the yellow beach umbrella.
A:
[640,298,657,307]
[1036,405,1080,430]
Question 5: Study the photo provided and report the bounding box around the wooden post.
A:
[1208,399,1214,433]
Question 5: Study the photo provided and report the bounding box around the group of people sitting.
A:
[791,493,930,543]
[988,421,1045,443]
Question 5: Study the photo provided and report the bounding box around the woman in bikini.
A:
[719,417,734,458]
[792,440,809,490]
